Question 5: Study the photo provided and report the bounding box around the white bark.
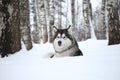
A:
[39,0,48,43]
[49,0,54,42]
[71,0,75,35]
[34,0,42,43]
[31,0,41,44]
[20,0,33,50]
[100,0,106,39]
[83,0,91,39]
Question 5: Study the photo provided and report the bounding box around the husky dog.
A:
[51,25,83,58]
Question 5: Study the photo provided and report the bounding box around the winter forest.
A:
[0,0,120,57]
[0,0,120,80]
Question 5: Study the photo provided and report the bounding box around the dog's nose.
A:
[58,41,62,46]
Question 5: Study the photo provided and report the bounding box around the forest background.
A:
[0,0,120,57]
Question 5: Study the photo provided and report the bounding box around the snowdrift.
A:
[0,39,120,80]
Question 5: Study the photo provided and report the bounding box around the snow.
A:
[0,39,120,80]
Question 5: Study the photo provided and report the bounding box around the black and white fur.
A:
[51,25,83,58]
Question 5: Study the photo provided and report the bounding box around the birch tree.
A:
[0,0,21,57]
[19,0,33,50]
[31,0,41,44]
[83,0,91,39]
[107,0,120,45]
[32,0,42,44]
[71,0,76,36]
[58,0,62,28]
[118,0,120,22]
[34,0,48,43]
[99,0,106,39]
[49,0,54,42]
[36,0,48,43]
[66,0,69,27]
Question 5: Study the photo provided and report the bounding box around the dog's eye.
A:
[57,36,60,38]
[63,36,66,39]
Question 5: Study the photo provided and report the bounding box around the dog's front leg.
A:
[52,53,64,58]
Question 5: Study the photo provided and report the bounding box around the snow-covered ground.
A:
[0,39,120,80]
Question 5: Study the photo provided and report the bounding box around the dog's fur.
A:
[51,25,83,58]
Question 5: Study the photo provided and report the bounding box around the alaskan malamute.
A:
[51,25,83,58]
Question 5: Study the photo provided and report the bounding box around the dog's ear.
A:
[53,26,58,32]
[67,25,71,30]
[67,25,72,33]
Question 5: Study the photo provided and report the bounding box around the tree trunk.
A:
[49,0,54,43]
[31,0,41,44]
[118,0,120,25]
[40,0,48,43]
[71,0,76,36]
[99,0,106,39]
[88,1,92,20]
[32,0,42,44]
[83,0,91,40]
[34,0,48,44]
[0,0,21,57]
[66,0,68,28]
[19,0,33,50]
[107,0,120,45]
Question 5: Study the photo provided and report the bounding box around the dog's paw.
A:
[50,54,54,58]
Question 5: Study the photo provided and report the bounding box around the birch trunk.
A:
[66,0,68,28]
[49,0,54,43]
[31,0,41,44]
[40,0,48,43]
[99,0,106,39]
[19,0,33,50]
[34,0,48,43]
[83,0,91,40]
[71,0,76,36]
[0,0,21,57]
[34,0,42,43]
[107,0,120,45]
[57,0,61,28]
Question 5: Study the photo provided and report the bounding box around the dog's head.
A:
[53,25,73,53]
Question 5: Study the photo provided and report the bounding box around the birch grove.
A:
[0,0,120,57]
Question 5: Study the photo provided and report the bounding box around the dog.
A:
[51,25,83,58]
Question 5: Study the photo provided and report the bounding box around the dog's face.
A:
[53,25,72,53]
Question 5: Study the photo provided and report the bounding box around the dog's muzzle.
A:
[58,41,62,46]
